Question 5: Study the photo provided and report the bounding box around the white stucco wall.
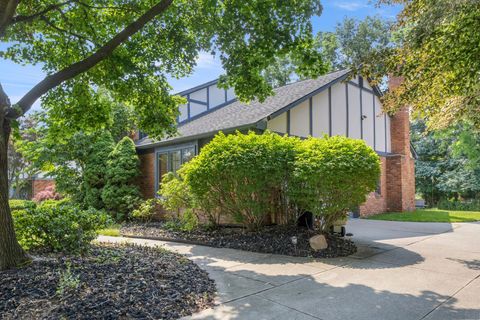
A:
[190,87,207,102]
[331,83,347,136]
[362,89,375,148]
[290,100,310,137]
[267,112,287,132]
[312,90,329,137]
[209,84,225,108]
[266,79,391,153]
[374,95,386,152]
[348,84,362,139]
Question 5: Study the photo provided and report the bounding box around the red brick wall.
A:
[360,157,388,216]
[32,180,55,199]
[137,149,156,199]
[360,75,415,215]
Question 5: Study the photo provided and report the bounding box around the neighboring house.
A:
[135,69,415,216]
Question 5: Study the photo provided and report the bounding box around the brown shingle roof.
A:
[136,69,350,149]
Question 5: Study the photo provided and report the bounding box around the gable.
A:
[266,77,391,153]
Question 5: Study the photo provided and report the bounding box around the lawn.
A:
[366,208,480,223]
[97,224,121,236]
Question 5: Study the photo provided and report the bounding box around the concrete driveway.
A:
[98,219,480,320]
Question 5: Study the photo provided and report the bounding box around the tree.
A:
[263,15,393,85]
[370,0,480,130]
[0,0,326,269]
[102,136,141,221]
[83,131,115,209]
[411,120,480,205]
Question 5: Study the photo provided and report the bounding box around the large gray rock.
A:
[309,234,328,251]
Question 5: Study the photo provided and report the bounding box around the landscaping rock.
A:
[0,244,215,319]
[121,223,357,258]
[309,234,328,251]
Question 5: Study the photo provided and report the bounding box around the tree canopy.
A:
[263,15,392,87]
[0,0,328,270]
[1,0,327,137]
[412,121,480,205]
[369,0,480,130]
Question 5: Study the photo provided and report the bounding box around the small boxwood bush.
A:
[13,200,111,252]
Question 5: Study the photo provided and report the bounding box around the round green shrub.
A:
[290,136,380,231]
[181,131,299,230]
[13,200,111,252]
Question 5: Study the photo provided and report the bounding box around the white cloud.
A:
[333,1,368,11]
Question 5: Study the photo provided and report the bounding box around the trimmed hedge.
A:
[161,131,380,231]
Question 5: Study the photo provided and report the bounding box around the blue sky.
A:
[0,0,401,112]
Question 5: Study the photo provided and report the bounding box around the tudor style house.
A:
[135,69,415,216]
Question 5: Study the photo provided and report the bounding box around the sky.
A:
[0,0,401,112]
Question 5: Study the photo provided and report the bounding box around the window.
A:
[157,145,196,189]
[170,150,181,173]
[182,147,195,163]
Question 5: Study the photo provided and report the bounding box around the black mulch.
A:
[0,244,215,320]
[121,224,357,258]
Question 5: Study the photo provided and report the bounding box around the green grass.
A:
[97,224,121,237]
[366,208,480,223]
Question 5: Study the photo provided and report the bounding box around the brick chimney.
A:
[385,75,416,212]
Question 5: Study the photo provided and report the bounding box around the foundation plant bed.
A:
[0,243,215,320]
[121,223,357,258]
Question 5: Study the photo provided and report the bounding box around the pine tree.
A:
[102,136,141,221]
[83,131,115,209]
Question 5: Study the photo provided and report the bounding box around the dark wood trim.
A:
[187,94,191,119]
[176,79,218,96]
[286,110,291,135]
[360,87,363,139]
[188,98,208,106]
[206,86,210,110]
[224,89,228,103]
[309,97,313,136]
[328,87,332,136]
[178,98,237,124]
[347,80,380,97]
[373,93,376,150]
[346,83,349,137]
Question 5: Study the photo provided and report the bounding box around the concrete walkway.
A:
[98,219,480,320]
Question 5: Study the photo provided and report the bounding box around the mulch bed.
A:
[0,244,215,320]
[121,224,357,258]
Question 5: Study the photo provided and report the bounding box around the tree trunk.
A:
[0,102,30,270]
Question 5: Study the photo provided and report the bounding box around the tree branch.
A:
[10,1,75,25]
[5,0,173,120]
[0,0,19,36]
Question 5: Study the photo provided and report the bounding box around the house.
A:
[134,69,416,216]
